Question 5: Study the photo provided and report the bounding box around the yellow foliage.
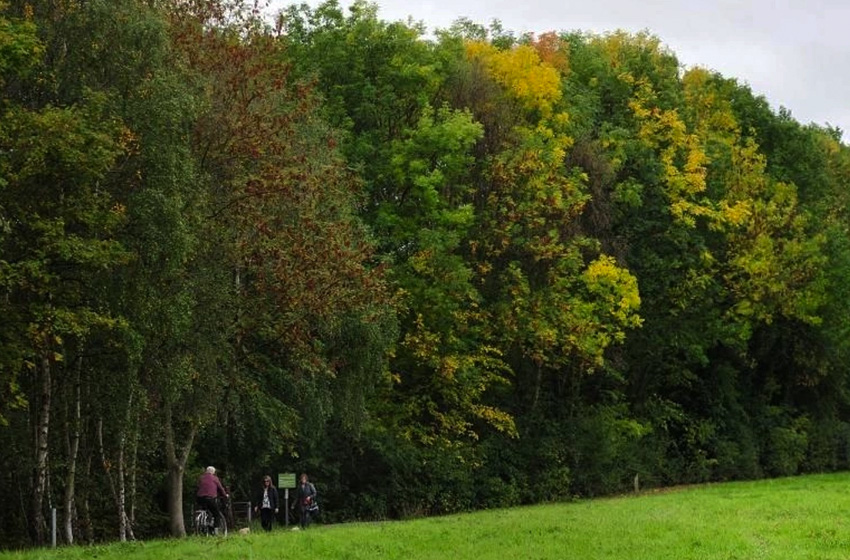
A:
[627,76,713,226]
[465,41,563,116]
[402,314,440,361]
[583,255,643,327]
[595,31,670,73]
[682,67,739,137]
[440,355,459,380]
[717,200,752,227]
[473,404,518,437]
[409,248,435,274]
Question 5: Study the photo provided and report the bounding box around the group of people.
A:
[196,467,318,532]
[253,472,317,531]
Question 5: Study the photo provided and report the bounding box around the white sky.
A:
[268,0,850,140]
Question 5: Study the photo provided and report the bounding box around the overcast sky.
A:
[268,0,850,140]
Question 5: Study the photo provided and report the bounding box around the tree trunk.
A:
[97,417,119,539]
[531,362,542,411]
[63,358,82,545]
[164,403,197,538]
[129,409,139,532]
[117,389,136,541]
[118,441,127,541]
[98,387,138,542]
[81,452,94,544]
[30,352,52,545]
[166,461,186,538]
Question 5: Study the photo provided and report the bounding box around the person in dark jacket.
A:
[254,475,279,532]
[293,473,317,529]
[196,466,228,529]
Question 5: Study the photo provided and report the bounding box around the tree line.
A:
[2,0,850,548]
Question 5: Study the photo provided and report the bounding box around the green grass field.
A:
[5,473,850,560]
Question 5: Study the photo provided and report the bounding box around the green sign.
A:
[278,472,297,488]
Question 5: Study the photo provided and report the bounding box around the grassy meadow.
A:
[4,473,850,560]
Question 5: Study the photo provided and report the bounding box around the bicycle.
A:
[194,497,228,536]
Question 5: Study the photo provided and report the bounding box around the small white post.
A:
[284,489,290,527]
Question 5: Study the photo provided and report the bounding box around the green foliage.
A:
[761,407,810,477]
[0,3,41,88]
[0,74,129,425]
[4,0,850,548]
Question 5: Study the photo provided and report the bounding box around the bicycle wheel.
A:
[194,510,207,536]
[214,515,227,537]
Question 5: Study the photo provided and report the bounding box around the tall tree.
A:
[0,1,131,541]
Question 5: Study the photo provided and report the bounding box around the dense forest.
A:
[3,0,850,548]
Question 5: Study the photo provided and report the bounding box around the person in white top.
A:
[254,475,279,532]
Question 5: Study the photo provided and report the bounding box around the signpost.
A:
[278,473,297,527]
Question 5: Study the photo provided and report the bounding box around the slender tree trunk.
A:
[97,417,119,539]
[17,470,29,542]
[30,352,52,545]
[531,362,542,411]
[164,403,197,538]
[129,409,139,532]
[97,418,126,541]
[117,441,127,541]
[98,388,138,542]
[117,389,136,541]
[81,452,94,544]
[63,358,82,545]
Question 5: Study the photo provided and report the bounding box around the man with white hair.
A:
[196,466,228,530]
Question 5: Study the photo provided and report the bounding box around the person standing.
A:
[196,466,228,529]
[254,475,279,532]
[294,473,317,529]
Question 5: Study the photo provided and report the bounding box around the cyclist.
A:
[196,466,228,530]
